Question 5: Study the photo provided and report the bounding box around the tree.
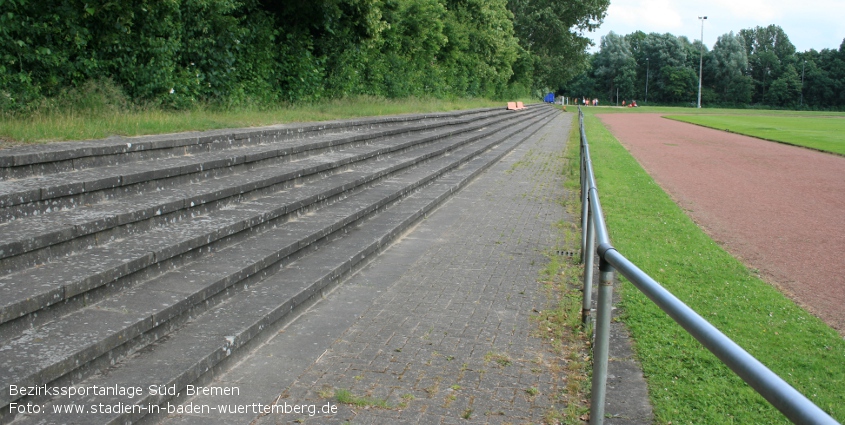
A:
[739,25,796,103]
[802,44,845,108]
[636,33,689,102]
[563,30,844,110]
[764,64,801,107]
[660,66,697,103]
[559,53,599,99]
[710,32,750,103]
[507,0,610,91]
[680,36,707,71]
[624,31,648,98]
[593,32,637,101]
[439,0,520,98]
[367,0,448,97]
[724,75,754,105]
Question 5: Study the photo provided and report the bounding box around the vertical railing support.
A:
[590,247,615,425]
[579,109,594,327]
[581,207,595,326]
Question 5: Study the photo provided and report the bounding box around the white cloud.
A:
[708,0,780,22]
[588,0,845,53]
[607,0,684,31]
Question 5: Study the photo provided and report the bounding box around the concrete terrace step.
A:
[0,108,517,218]
[0,108,537,274]
[0,107,504,181]
[0,106,559,423]
[0,108,545,332]
[7,108,558,425]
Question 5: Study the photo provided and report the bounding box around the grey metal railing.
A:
[577,107,839,425]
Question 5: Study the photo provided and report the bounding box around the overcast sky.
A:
[585,0,845,53]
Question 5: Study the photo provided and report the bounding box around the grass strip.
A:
[532,110,590,425]
[333,388,393,409]
[0,96,509,145]
[664,114,845,156]
[574,105,845,118]
[581,112,845,424]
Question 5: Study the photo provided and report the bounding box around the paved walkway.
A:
[273,112,574,424]
[162,112,651,425]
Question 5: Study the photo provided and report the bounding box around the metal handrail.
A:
[577,107,839,425]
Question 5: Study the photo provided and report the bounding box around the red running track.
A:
[597,113,845,334]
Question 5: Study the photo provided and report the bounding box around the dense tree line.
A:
[563,25,845,109]
[0,0,608,113]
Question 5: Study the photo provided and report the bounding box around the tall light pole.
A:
[800,60,806,107]
[697,16,707,108]
[645,58,650,104]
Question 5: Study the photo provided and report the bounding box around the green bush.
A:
[39,78,132,116]
[1,0,604,115]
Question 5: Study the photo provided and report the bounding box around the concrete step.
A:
[0,108,536,275]
[0,109,544,333]
[0,108,516,220]
[0,106,559,423]
[6,107,558,425]
[0,108,503,181]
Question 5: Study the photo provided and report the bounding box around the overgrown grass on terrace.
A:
[664,114,845,156]
[579,110,845,424]
[0,96,517,146]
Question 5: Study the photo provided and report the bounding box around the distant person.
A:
[622,100,626,107]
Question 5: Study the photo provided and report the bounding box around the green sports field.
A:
[665,114,845,156]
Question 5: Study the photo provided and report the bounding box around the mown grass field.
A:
[575,104,845,118]
[0,97,515,145]
[663,114,845,156]
[577,108,845,424]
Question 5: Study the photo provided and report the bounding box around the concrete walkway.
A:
[161,112,651,425]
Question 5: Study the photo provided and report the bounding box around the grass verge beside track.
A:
[0,97,512,146]
[664,114,845,156]
[576,105,845,118]
[580,111,845,424]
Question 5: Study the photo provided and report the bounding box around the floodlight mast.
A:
[697,16,707,108]
[645,58,649,104]
[800,60,806,107]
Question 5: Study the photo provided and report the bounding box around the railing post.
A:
[582,206,595,326]
[590,245,615,425]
